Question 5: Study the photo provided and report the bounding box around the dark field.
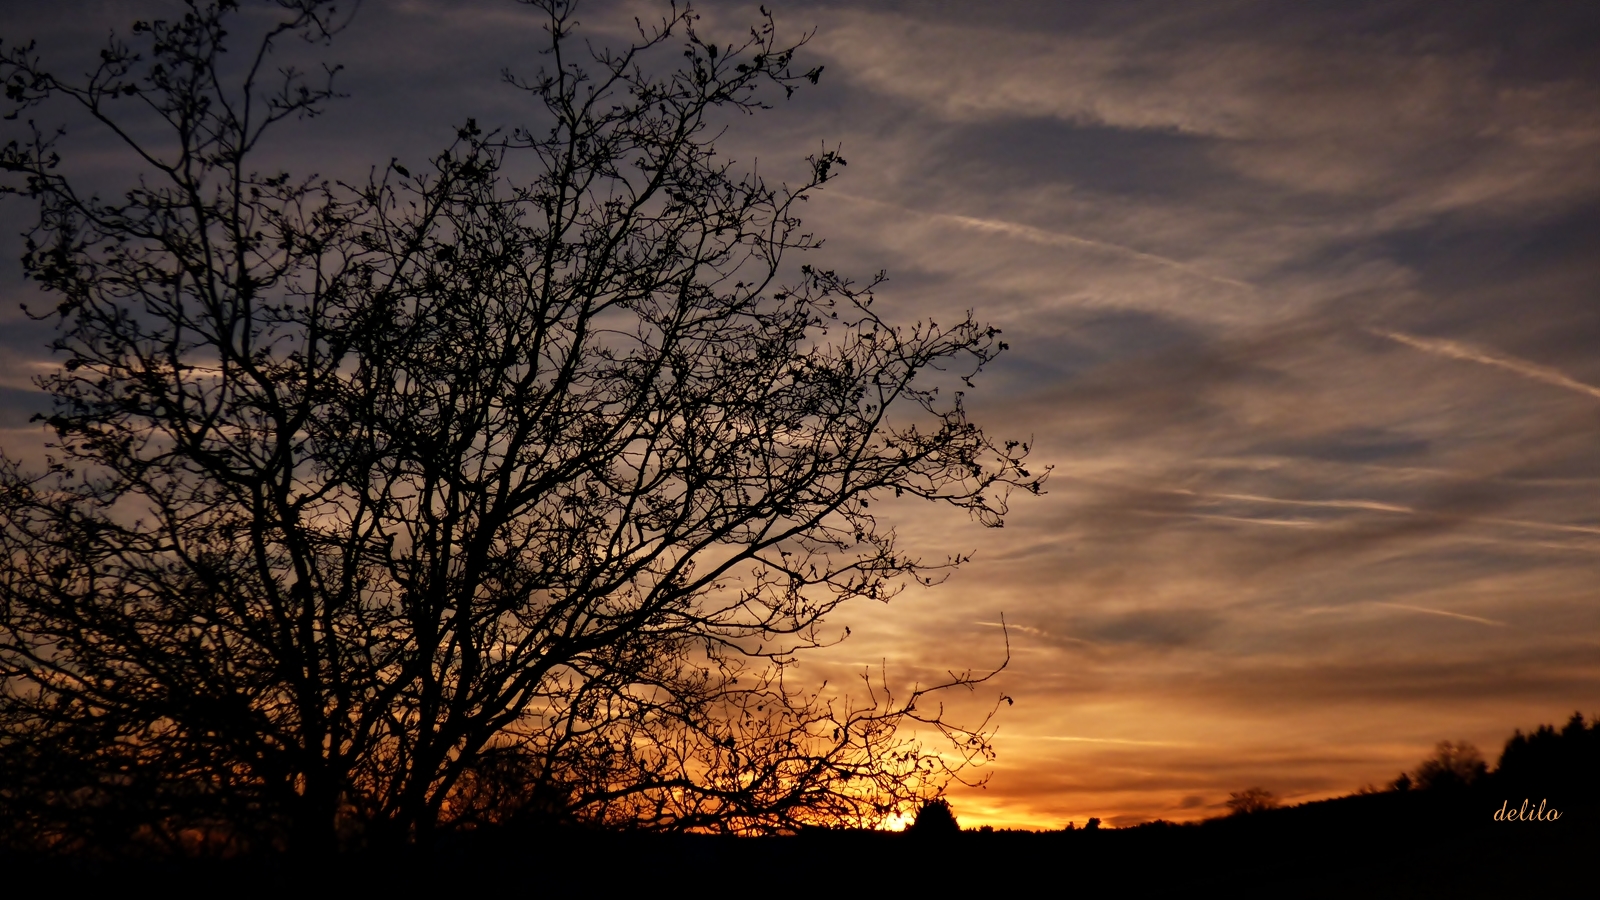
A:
[7,790,1592,896]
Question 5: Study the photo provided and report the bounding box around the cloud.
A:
[4,0,1600,831]
[810,2,1600,257]
[1375,329,1600,401]
[1371,603,1508,628]
[1030,735,1192,747]
[832,194,1258,293]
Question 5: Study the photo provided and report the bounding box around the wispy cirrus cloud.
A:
[1376,329,1600,401]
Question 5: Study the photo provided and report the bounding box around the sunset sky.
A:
[4,0,1600,830]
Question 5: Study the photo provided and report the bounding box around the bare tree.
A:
[1412,740,1487,791]
[0,0,1042,852]
[1225,786,1280,816]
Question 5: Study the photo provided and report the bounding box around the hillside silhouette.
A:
[4,713,1595,893]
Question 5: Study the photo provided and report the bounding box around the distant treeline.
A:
[1159,710,1600,846]
[1475,712,1600,810]
[961,711,1600,835]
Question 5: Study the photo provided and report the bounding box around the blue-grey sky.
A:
[4,0,1600,828]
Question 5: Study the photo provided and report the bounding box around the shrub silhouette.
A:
[909,799,961,837]
[1225,787,1280,815]
[1413,741,1487,791]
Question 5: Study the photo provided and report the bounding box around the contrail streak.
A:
[1030,735,1190,747]
[1483,517,1600,537]
[1175,488,1415,515]
[976,621,1045,636]
[1375,329,1600,401]
[938,211,1257,291]
[1082,477,1600,546]
[834,194,1256,291]
[1372,602,1507,627]
[1180,512,1322,528]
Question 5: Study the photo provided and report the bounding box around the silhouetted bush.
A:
[1413,741,1487,791]
[909,799,960,837]
[1225,786,1281,815]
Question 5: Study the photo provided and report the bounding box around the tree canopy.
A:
[0,0,1042,852]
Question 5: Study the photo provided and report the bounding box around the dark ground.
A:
[3,790,1591,896]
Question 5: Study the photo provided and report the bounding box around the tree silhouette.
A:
[1225,786,1280,816]
[0,0,1041,853]
[1493,712,1598,811]
[1412,740,1486,791]
[908,798,961,836]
